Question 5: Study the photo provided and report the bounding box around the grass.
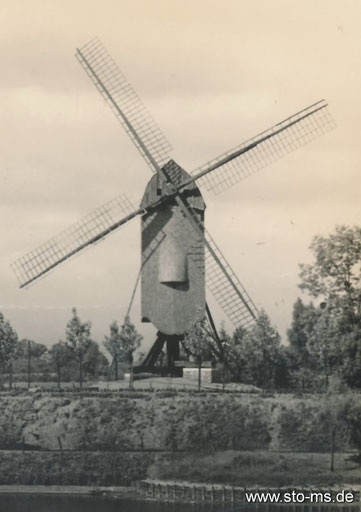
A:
[9,377,261,392]
[0,449,358,488]
[0,451,154,486]
[0,389,359,487]
[148,450,361,487]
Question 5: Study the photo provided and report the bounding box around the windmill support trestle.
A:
[136,332,183,377]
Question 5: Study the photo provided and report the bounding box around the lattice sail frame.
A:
[204,230,258,329]
[13,38,336,334]
[75,37,172,173]
[73,39,334,332]
[192,100,335,195]
[12,194,137,288]
[184,211,258,330]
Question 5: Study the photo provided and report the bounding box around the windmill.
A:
[12,38,334,373]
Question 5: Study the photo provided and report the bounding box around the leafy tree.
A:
[216,325,232,389]
[65,307,92,389]
[49,341,71,388]
[212,324,252,386]
[183,319,214,390]
[0,313,18,388]
[273,345,293,390]
[288,299,319,362]
[16,339,49,387]
[226,325,248,383]
[235,311,282,390]
[287,299,321,390]
[341,325,361,387]
[104,321,126,380]
[213,320,284,389]
[298,226,361,388]
[18,339,48,359]
[82,340,109,380]
[299,225,361,321]
[117,316,142,390]
[307,302,344,390]
[8,339,24,390]
[13,339,48,372]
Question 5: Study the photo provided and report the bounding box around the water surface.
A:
[0,494,356,512]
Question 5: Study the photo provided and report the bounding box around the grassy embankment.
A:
[0,390,359,487]
[148,451,361,487]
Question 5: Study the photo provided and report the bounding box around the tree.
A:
[341,325,361,387]
[288,299,319,361]
[183,320,214,391]
[117,316,142,390]
[287,298,321,390]
[65,307,92,389]
[299,225,361,320]
[234,311,282,390]
[226,325,248,383]
[0,313,18,389]
[8,339,23,390]
[217,325,232,389]
[49,341,71,388]
[18,339,48,359]
[82,340,109,380]
[298,226,361,388]
[17,339,49,389]
[104,321,126,380]
[307,302,344,390]
[210,324,248,386]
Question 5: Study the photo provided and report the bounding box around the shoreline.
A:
[0,485,138,497]
[0,482,359,505]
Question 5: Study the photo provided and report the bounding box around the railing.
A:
[139,480,361,508]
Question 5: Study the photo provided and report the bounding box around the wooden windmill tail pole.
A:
[125,267,141,320]
[206,303,221,345]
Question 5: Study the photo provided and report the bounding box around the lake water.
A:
[0,495,358,512]
[0,495,212,512]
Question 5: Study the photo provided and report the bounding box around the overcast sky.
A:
[1,0,360,353]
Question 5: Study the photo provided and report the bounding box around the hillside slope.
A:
[0,392,352,453]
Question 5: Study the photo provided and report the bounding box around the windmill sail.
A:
[12,194,139,288]
[186,219,258,331]
[205,230,258,329]
[75,37,172,173]
[191,100,335,195]
[14,38,335,342]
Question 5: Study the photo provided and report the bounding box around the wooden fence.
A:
[139,480,361,509]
